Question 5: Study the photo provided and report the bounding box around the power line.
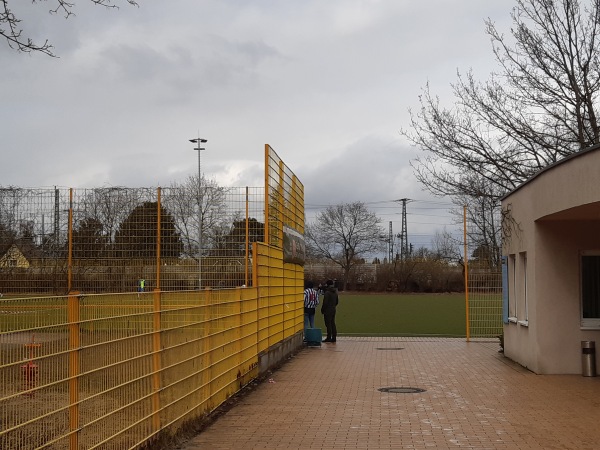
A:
[305,197,463,255]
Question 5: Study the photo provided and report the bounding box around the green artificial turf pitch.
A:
[313,293,466,337]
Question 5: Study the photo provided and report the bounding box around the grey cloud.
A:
[1,0,512,219]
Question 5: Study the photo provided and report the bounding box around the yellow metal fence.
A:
[0,186,265,295]
[0,243,304,449]
[467,270,503,339]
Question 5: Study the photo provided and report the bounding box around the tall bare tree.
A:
[431,229,462,263]
[1,0,138,56]
[162,175,229,259]
[77,187,148,244]
[404,0,600,201]
[306,202,384,290]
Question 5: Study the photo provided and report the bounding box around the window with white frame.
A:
[518,252,528,326]
[581,252,600,328]
[508,254,517,322]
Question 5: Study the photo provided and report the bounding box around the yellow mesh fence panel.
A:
[464,207,503,339]
[0,186,265,295]
[254,243,303,353]
[264,145,305,248]
[0,147,305,448]
[467,271,503,338]
[0,289,263,449]
[284,260,304,339]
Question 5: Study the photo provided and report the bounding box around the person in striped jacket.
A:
[303,280,320,331]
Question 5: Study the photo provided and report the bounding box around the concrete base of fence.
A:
[258,332,304,376]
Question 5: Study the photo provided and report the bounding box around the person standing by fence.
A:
[321,279,338,343]
[303,281,319,331]
[138,278,145,297]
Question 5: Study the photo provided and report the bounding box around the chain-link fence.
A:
[0,185,265,295]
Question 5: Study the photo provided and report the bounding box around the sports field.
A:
[0,292,469,337]
[313,293,466,337]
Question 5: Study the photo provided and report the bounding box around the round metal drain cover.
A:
[376,347,404,350]
[378,387,426,394]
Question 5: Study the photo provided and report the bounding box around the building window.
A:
[508,254,517,322]
[518,252,528,326]
[581,253,600,328]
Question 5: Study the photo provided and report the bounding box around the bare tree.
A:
[0,187,26,239]
[431,229,462,263]
[162,175,229,259]
[446,180,504,270]
[306,202,385,290]
[404,0,600,201]
[77,187,149,244]
[1,0,138,56]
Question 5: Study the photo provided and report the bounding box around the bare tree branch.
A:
[1,0,138,57]
[403,0,600,261]
[306,202,385,290]
[403,0,600,202]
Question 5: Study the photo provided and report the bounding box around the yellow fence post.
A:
[277,159,285,246]
[206,287,213,406]
[245,186,249,287]
[68,291,81,450]
[67,188,74,293]
[152,288,162,432]
[156,187,161,290]
[264,145,270,245]
[152,188,162,431]
[464,205,470,342]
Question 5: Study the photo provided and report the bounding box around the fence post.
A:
[245,186,249,287]
[156,187,161,290]
[264,145,269,245]
[68,291,81,450]
[67,189,74,293]
[464,205,470,342]
[152,288,162,432]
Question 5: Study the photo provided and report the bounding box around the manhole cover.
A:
[378,387,426,394]
[376,347,404,350]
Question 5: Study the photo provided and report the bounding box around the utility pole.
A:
[397,198,410,261]
[54,187,60,248]
[388,221,393,263]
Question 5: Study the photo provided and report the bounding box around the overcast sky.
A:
[1,0,513,250]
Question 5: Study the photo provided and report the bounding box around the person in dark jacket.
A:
[321,279,339,342]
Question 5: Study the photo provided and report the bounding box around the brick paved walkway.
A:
[179,337,600,449]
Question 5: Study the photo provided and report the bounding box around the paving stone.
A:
[179,337,600,450]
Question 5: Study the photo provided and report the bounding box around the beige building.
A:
[0,244,30,268]
[501,144,600,374]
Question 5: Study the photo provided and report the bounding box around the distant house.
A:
[501,143,600,374]
[0,244,31,268]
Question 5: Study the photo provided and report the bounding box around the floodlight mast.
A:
[189,137,207,289]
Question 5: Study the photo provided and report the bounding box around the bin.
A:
[581,341,596,377]
[305,328,322,347]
